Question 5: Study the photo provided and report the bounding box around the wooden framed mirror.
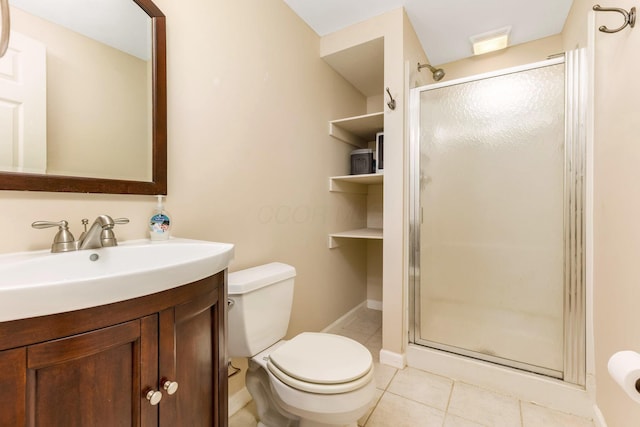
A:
[0,0,166,194]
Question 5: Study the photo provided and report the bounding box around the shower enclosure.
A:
[409,52,586,384]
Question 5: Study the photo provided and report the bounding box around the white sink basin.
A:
[0,238,234,322]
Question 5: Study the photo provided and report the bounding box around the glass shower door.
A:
[411,59,568,377]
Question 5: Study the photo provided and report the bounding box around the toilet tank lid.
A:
[228,262,296,294]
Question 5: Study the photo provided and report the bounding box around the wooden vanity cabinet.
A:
[0,271,228,427]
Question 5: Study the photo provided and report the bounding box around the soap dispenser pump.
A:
[149,195,171,241]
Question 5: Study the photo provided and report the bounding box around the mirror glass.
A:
[0,0,166,194]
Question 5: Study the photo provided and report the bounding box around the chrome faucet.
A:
[77,215,124,250]
[32,215,130,253]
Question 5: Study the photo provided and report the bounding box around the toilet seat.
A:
[267,332,373,394]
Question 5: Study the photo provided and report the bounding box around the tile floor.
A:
[229,307,594,427]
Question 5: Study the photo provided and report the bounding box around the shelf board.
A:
[329,173,383,193]
[329,112,383,147]
[328,228,383,248]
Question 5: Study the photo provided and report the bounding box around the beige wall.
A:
[564,1,640,425]
[437,35,563,81]
[321,8,410,360]
[367,184,383,304]
[11,7,150,181]
[317,9,431,363]
[1,0,370,399]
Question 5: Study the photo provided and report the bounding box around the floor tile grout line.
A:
[360,390,384,426]
[443,378,455,415]
[381,368,399,391]
[519,399,525,427]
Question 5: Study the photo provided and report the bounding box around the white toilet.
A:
[228,262,376,427]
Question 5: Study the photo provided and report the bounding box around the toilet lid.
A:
[267,332,373,394]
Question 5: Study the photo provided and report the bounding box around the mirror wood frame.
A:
[0,0,167,195]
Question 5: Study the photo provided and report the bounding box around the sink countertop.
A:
[0,238,234,322]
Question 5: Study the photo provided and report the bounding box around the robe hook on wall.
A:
[593,4,636,33]
[385,87,396,110]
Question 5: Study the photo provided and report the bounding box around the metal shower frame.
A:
[408,52,587,385]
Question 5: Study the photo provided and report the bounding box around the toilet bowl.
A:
[228,263,375,427]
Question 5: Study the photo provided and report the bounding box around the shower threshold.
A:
[405,344,591,419]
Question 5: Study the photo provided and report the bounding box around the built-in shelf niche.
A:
[328,228,383,249]
[329,112,383,148]
[328,108,384,248]
[328,176,383,248]
[329,173,383,193]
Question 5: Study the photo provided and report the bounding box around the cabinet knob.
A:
[145,389,163,405]
[162,379,179,395]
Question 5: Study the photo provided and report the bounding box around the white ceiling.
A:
[283,0,574,65]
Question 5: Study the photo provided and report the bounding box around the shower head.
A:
[417,62,446,81]
[432,68,445,81]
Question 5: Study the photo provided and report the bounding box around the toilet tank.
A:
[228,262,296,357]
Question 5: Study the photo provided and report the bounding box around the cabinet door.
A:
[0,347,26,426]
[159,286,225,427]
[26,318,158,427]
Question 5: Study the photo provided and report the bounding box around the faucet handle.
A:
[32,220,77,253]
[32,220,67,230]
[100,217,130,247]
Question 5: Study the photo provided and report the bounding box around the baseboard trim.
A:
[592,404,607,427]
[228,387,252,417]
[321,301,367,332]
[380,349,406,369]
[366,299,383,311]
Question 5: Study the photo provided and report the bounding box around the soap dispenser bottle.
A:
[149,195,171,241]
